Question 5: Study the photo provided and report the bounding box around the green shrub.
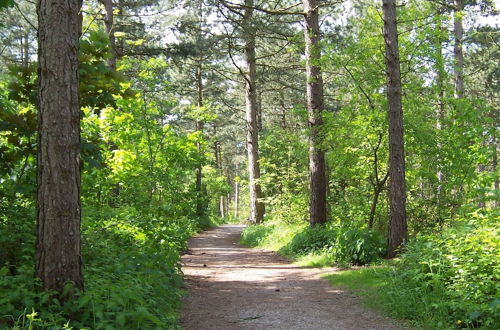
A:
[284,225,337,255]
[334,225,386,265]
[241,217,385,266]
[241,224,276,247]
[380,210,499,328]
[0,205,211,329]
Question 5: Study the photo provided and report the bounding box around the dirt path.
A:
[180,224,403,330]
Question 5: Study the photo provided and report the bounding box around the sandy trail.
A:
[180,224,403,330]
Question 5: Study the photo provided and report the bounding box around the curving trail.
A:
[180,224,403,330]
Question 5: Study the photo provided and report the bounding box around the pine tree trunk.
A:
[195,64,205,217]
[382,0,407,258]
[36,0,84,296]
[303,0,327,226]
[243,0,264,224]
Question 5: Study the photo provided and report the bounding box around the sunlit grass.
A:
[295,252,335,268]
[321,265,389,300]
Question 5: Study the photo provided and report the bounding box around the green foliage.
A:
[0,0,14,11]
[1,0,498,327]
[322,266,391,302]
[259,127,309,224]
[382,210,499,329]
[0,204,218,329]
[327,210,499,329]
[0,23,225,328]
[79,29,135,109]
[241,218,386,266]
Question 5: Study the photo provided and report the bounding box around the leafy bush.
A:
[334,225,386,265]
[285,225,337,255]
[241,217,386,266]
[0,205,216,329]
[380,210,499,328]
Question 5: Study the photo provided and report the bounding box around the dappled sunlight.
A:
[181,225,403,330]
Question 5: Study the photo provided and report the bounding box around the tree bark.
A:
[434,15,446,201]
[303,0,327,226]
[382,0,407,258]
[453,0,464,99]
[22,33,30,68]
[98,0,117,70]
[368,133,389,229]
[195,64,206,217]
[243,0,264,224]
[36,0,84,296]
[234,163,240,218]
[493,134,499,208]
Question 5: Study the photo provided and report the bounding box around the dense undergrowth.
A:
[242,209,499,329]
[0,201,220,329]
[241,217,386,267]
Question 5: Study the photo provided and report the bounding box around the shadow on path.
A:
[180,224,403,330]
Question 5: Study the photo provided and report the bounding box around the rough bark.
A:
[303,0,327,226]
[453,0,464,99]
[243,0,265,224]
[382,0,407,258]
[195,64,206,217]
[213,137,225,217]
[98,0,117,70]
[36,0,84,296]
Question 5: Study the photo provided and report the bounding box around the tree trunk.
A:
[213,138,224,217]
[368,133,388,229]
[280,92,287,130]
[195,64,205,217]
[382,0,407,258]
[36,0,84,296]
[234,164,240,219]
[243,0,264,224]
[98,0,117,70]
[368,186,381,229]
[22,33,30,68]
[493,134,499,208]
[435,15,446,202]
[453,0,464,99]
[303,0,327,226]
[219,196,225,217]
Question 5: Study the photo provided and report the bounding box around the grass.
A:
[321,265,421,328]
[322,265,390,304]
[295,252,336,267]
[240,211,500,329]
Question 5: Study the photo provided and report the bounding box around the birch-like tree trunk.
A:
[453,0,464,99]
[98,0,117,70]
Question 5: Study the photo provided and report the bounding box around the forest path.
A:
[180,224,403,330]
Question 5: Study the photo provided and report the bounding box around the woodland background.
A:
[0,0,498,328]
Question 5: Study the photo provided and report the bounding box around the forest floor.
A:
[180,224,404,330]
